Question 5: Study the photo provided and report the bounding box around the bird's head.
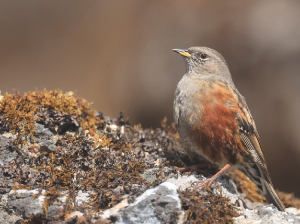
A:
[173,46,232,83]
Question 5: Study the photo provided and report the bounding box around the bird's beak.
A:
[173,49,191,58]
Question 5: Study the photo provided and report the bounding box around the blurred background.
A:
[1,0,300,196]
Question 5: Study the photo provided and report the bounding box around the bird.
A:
[172,46,284,212]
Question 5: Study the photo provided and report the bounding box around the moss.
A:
[1,90,299,223]
[23,214,47,224]
[0,90,237,223]
[161,116,180,140]
[12,183,31,191]
[0,89,103,145]
[179,188,239,224]
[277,190,300,209]
[0,90,39,144]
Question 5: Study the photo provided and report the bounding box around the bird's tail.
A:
[241,165,285,212]
[261,179,285,212]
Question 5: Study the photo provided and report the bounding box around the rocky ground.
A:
[0,90,299,224]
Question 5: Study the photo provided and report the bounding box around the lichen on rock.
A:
[0,90,299,224]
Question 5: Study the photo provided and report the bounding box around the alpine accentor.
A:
[173,46,284,211]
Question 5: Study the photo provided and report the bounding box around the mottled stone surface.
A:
[235,204,300,224]
[33,123,56,152]
[0,134,18,166]
[116,182,184,224]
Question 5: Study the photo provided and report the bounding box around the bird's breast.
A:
[175,80,245,166]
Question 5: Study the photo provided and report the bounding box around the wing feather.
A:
[233,91,284,211]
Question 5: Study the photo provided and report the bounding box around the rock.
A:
[116,182,184,224]
[0,208,23,224]
[40,139,56,152]
[3,189,70,219]
[0,91,299,223]
[113,186,124,194]
[75,190,92,206]
[140,168,160,183]
[33,123,56,152]
[20,165,30,180]
[234,204,300,224]
[211,174,240,205]
[47,191,69,218]
[5,189,46,217]
[167,174,199,191]
[0,134,18,166]
[286,207,300,216]
[0,178,12,194]
[141,167,175,184]
[0,186,23,224]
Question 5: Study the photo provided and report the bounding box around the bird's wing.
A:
[228,86,284,211]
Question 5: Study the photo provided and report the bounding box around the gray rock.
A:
[33,123,56,152]
[285,207,300,216]
[117,182,184,224]
[75,190,92,206]
[166,174,199,191]
[141,167,176,184]
[0,208,22,224]
[3,189,69,219]
[0,185,23,224]
[0,175,298,223]
[47,190,68,218]
[0,178,12,194]
[234,204,300,224]
[140,168,160,183]
[5,189,46,217]
[211,174,240,205]
[0,134,18,166]
[40,139,56,152]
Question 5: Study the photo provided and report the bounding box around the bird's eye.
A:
[200,53,207,59]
